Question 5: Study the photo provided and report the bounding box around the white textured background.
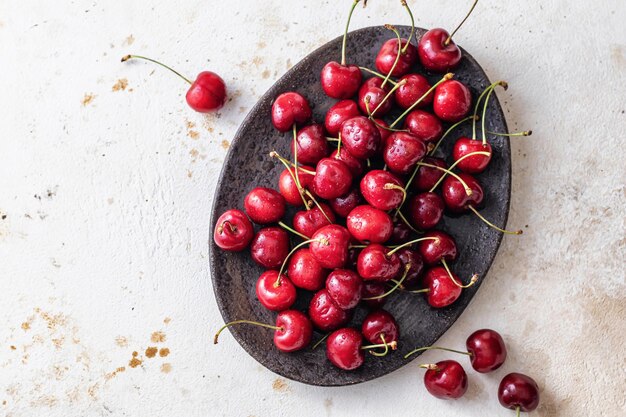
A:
[0,0,624,416]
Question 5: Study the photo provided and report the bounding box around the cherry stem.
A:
[387,236,439,256]
[362,340,397,351]
[358,67,398,85]
[217,220,236,234]
[214,320,282,344]
[363,264,411,300]
[516,406,521,417]
[404,345,471,359]
[429,115,479,156]
[326,137,340,142]
[383,183,407,207]
[121,54,192,84]
[390,73,454,128]
[409,288,429,294]
[370,79,407,117]
[278,221,309,240]
[369,334,391,357]
[276,239,318,287]
[441,258,479,288]
[427,151,490,192]
[418,363,440,371]
[480,85,499,146]
[416,162,472,195]
[304,189,333,223]
[400,0,415,53]
[312,333,329,350]
[468,205,523,235]
[472,81,507,139]
[395,211,421,234]
[487,130,532,137]
[337,131,343,154]
[381,24,402,89]
[269,150,311,208]
[370,117,409,133]
[292,124,304,193]
[444,0,479,46]
[341,0,361,66]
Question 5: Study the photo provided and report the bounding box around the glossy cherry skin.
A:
[278,166,315,206]
[291,124,329,165]
[293,203,335,238]
[271,92,312,132]
[433,80,472,123]
[404,110,443,144]
[422,266,462,308]
[360,170,405,211]
[244,187,286,224]
[357,243,402,282]
[320,61,362,99]
[383,132,427,175]
[309,289,352,332]
[361,310,399,344]
[375,38,418,77]
[326,269,363,310]
[329,188,362,218]
[274,310,313,352]
[396,248,424,289]
[255,271,297,311]
[373,118,392,149]
[409,192,445,230]
[442,173,484,213]
[417,28,462,73]
[466,329,507,373]
[312,158,353,200]
[326,328,364,370]
[287,248,328,291]
[361,282,387,308]
[330,148,365,177]
[395,74,433,109]
[390,221,412,245]
[340,116,381,160]
[325,99,361,136]
[452,137,493,174]
[417,230,457,265]
[185,71,227,112]
[358,77,392,117]
[213,209,254,251]
[346,205,393,244]
[498,373,540,412]
[310,225,352,269]
[423,360,468,399]
[412,157,447,192]
[250,227,290,269]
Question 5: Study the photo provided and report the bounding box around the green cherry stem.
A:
[395,211,421,234]
[278,221,309,240]
[387,236,439,256]
[487,130,533,137]
[428,151,491,192]
[341,0,361,66]
[214,320,282,344]
[269,150,311,208]
[400,0,415,52]
[370,78,407,117]
[370,117,409,133]
[516,406,521,417]
[358,66,398,85]
[304,190,333,223]
[362,340,397,352]
[441,258,479,288]
[383,183,407,207]
[312,333,329,350]
[363,264,411,300]
[275,239,318,287]
[326,136,340,142]
[292,124,304,191]
[369,334,390,357]
[381,24,402,89]
[471,81,507,139]
[468,205,523,235]
[429,115,479,156]
[416,162,472,195]
[404,345,472,359]
[121,54,192,84]
[443,0,479,46]
[390,73,454,128]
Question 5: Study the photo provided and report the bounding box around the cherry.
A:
[358,77,392,117]
[293,203,335,238]
[375,38,418,77]
[395,74,433,109]
[417,230,457,265]
[361,282,388,308]
[213,209,254,252]
[357,243,402,282]
[452,136,492,174]
[373,118,392,148]
[395,248,424,289]
[422,266,462,307]
[467,329,507,373]
[255,270,297,311]
[213,310,312,353]
[442,172,483,213]
[271,92,312,132]
[325,328,364,370]
[291,124,329,165]
[498,373,540,414]
[383,132,427,175]
[329,188,363,218]
[309,289,352,332]
[326,269,363,310]
[121,55,226,112]
[312,158,353,200]
[362,310,399,345]
[277,165,315,206]
[340,116,382,160]
[433,80,472,123]
[250,227,290,269]
[346,205,393,244]
[325,100,361,136]
[244,187,286,224]
[310,224,352,269]
[360,170,405,211]
[412,157,447,192]
[287,248,328,291]
[330,148,365,177]
[421,360,468,399]
[390,221,412,244]
[404,110,444,144]
[408,192,445,230]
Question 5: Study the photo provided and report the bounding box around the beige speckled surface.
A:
[0,0,624,416]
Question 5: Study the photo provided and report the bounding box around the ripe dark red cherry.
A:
[417,28,462,73]
[310,224,352,269]
[357,243,402,282]
[452,137,492,174]
[466,329,508,373]
[422,360,468,399]
[312,158,353,199]
[390,221,412,244]
[293,203,336,238]
[244,187,286,224]
[287,248,328,291]
[326,269,363,309]
[271,92,312,132]
[321,61,363,99]
[498,373,540,413]
[404,110,443,143]
[330,148,365,177]
[375,38,418,77]
[213,209,254,251]
[325,99,361,136]
[433,80,472,123]
[278,166,315,206]
[346,205,393,243]
[329,188,363,218]
[250,227,290,269]
[395,74,433,109]
[274,310,313,352]
[309,289,352,332]
[291,124,330,165]
[417,230,457,265]
[340,116,382,160]
[362,282,388,308]
[383,132,427,175]
[422,266,462,307]
[442,173,483,213]
[326,328,364,370]
[255,271,297,311]
[412,157,447,192]
[395,248,424,289]
[361,310,399,344]
[358,77,392,117]
[360,170,405,211]
[408,192,445,230]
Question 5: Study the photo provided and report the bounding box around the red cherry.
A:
[346,205,393,244]
[321,61,362,99]
[329,188,363,218]
[422,360,468,399]
[358,77,392,117]
[330,147,365,177]
[291,124,330,165]
[422,266,462,308]
[498,373,540,413]
[408,192,445,230]
[250,227,290,269]
[326,328,364,370]
[255,270,297,311]
[417,28,462,73]
[360,170,405,211]
[326,269,363,310]
[417,230,457,265]
[383,132,427,175]
[373,118,392,148]
[213,209,254,252]
[293,203,335,238]
[287,248,328,291]
[274,310,313,352]
[361,282,388,308]
[404,110,443,143]
[452,137,492,174]
[442,173,483,213]
[325,99,361,136]
[357,243,402,282]
[412,157,447,192]
[466,329,507,373]
[361,309,399,344]
[244,187,286,224]
[278,166,315,206]
[271,92,312,132]
[310,225,351,269]
[309,289,352,332]
[340,116,382,160]
[390,221,412,245]
[395,74,433,109]
[375,38,418,77]
[433,80,472,123]
[395,248,424,289]
[312,158,353,200]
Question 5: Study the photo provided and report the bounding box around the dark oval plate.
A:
[209,25,510,386]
